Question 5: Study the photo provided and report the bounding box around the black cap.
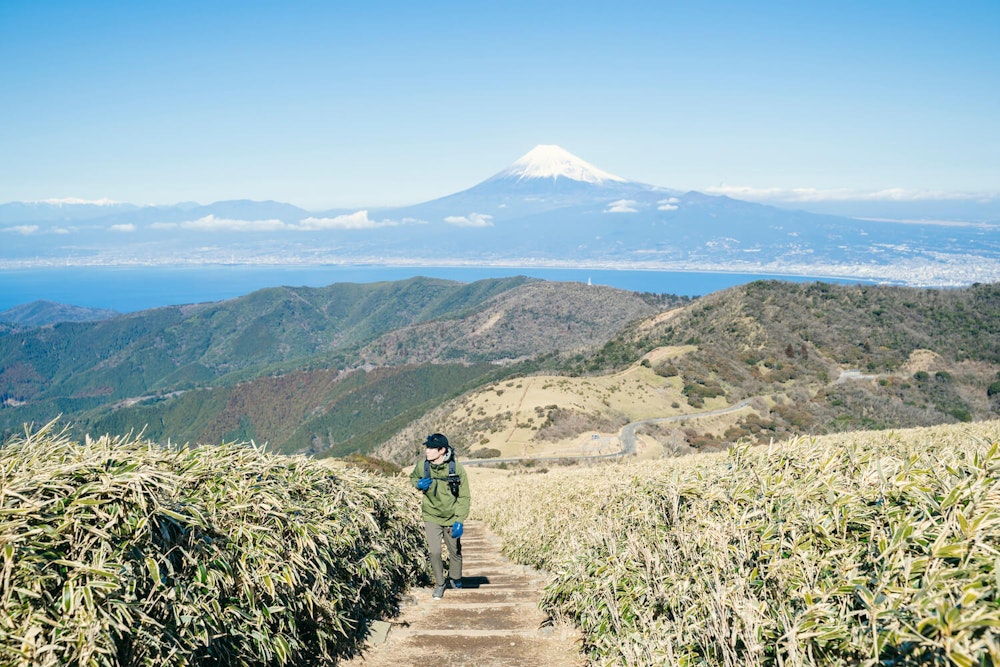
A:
[424,433,449,449]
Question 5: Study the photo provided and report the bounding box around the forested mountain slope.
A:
[3,278,996,458]
[586,280,1000,439]
[0,277,530,413]
[0,301,119,327]
[0,277,678,452]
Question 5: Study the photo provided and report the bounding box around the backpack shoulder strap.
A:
[446,457,460,498]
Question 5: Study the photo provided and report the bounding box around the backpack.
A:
[423,454,461,498]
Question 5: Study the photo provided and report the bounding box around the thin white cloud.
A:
[2,225,39,235]
[37,197,122,206]
[178,215,289,232]
[657,197,680,211]
[109,223,136,232]
[150,212,423,232]
[606,199,638,213]
[444,213,494,227]
[703,186,998,203]
[298,210,399,230]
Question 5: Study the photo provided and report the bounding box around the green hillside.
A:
[2,278,998,457]
[569,281,1000,442]
[0,300,119,327]
[83,362,504,456]
[0,276,672,452]
[0,276,529,406]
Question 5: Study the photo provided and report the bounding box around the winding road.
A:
[463,398,755,467]
[463,366,885,467]
[617,398,754,455]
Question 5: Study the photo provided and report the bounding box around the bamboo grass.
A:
[472,420,1000,666]
[0,422,425,667]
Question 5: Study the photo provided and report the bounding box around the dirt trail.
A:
[342,519,585,667]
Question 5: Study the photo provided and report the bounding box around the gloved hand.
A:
[451,522,464,539]
[416,477,431,491]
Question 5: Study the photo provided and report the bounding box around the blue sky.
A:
[1,1,997,209]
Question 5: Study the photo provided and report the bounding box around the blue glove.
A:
[451,522,464,539]
[416,477,431,491]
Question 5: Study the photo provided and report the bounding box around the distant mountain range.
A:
[0,301,119,327]
[2,145,999,286]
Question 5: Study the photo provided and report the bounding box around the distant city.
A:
[3,251,997,289]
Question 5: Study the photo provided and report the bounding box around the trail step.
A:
[341,519,584,667]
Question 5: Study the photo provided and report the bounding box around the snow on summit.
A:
[497,145,627,184]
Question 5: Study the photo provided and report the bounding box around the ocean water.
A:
[0,265,865,314]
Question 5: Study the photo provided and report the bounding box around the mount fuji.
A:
[492,144,627,184]
[361,146,999,285]
[2,146,998,286]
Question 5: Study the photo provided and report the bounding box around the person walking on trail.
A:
[410,433,470,600]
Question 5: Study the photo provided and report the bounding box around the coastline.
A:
[0,263,887,314]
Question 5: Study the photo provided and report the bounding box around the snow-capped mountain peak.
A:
[496,145,627,184]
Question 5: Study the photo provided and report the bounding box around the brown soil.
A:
[342,520,585,667]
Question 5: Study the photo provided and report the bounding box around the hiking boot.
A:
[448,578,463,589]
[432,584,445,600]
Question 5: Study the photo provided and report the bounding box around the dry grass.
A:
[0,422,425,666]
[471,420,1000,666]
[417,351,700,459]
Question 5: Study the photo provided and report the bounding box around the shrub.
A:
[0,423,425,667]
[470,447,502,459]
[339,452,402,476]
[682,380,726,399]
[949,408,973,422]
[654,364,679,378]
[536,409,626,442]
[472,420,1000,666]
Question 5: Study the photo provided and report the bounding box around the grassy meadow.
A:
[0,423,426,667]
[470,420,1000,666]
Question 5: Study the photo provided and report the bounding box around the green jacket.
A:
[410,453,471,526]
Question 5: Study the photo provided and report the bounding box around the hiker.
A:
[410,433,470,600]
